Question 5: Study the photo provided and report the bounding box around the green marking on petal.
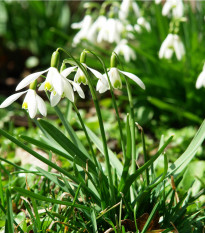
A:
[22,102,28,109]
[45,82,52,91]
[113,80,121,89]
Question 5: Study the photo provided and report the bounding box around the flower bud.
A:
[29,80,37,90]
[80,50,87,63]
[50,51,60,68]
[110,52,118,68]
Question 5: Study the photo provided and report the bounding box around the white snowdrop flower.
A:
[137,17,151,32]
[74,63,104,86]
[87,15,107,43]
[114,39,136,63]
[162,0,184,19]
[16,66,67,98]
[159,33,185,60]
[0,89,47,118]
[39,66,84,106]
[72,15,93,46]
[97,18,123,44]
[98,67,145,92]
[196,63,205,89]
[119,0,140,21]
[96,74,110,94]
[125,24,135,40]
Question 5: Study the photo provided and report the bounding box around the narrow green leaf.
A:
[141,203,160,233]
[0,128,100,205]
[167,119,205,177]
[14,187,90,210]
[120,135,173,193]
[6,189,14,233]
[38,119,97,175]
[85,126,123,176]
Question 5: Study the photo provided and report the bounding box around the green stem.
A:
[57,47,115,204]
[136,123,149,186]
[86,50,126,157]
[72,103,100,171]
[125,78,136,174]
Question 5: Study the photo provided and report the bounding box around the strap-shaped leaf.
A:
[0,128,101,205]
[167,119,205,177]
[38,119,97,175]
[14,187,90,210]
[120,135,173,194]
[85,126,123,176]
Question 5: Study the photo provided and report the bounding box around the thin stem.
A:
[86,50,126,157]
[125,78,136,175]
[72,103,100,171]
[57,47,115,204]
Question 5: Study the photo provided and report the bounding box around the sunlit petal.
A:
[27,90,37,118]
[0,91,27,108]
[50,92,61,107]
[36,95,47,116]
[70,81,85,99]
[61,66,77,78]
[16,69,49,91]
[118,69,145,90]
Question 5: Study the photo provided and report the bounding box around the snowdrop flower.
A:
[196,63,205,89]
[71,15,93,46]
[96,74,110,94]
[114,39,136,63]
[136,17,151,32]
[159,33,185,60]
[15,66,66,97]
[97,18,123,44]
[96,67,145,93]
[162,0,184,19]
[87,15,107,43]
[74,63,104,86]
[119,0,140,21]
[0,88,46,118]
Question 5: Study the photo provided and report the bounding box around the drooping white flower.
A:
[74,63,104,85]
[96,67,145,93]
[96,74,110,94]
[159,33,185,60]
[72,15,93,46]
[0,89,47,118]
[162,0,184,19]
[87,15,107,43]
[119,0,140,21]
[97,18,123,44]
[114,39,136,63]
[196,63,205,89]
[39,66,85,106]
[135,17,151,32]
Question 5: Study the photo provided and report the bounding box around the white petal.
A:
[50,92,61,107]
[196,71,205,89]
[16,68,49,91]
[70,81,85,99]
[118,69,145,90]
[87,66,103,80]
[36,95,47,117]
[61,66,77,78]
[63,80,74,102]
[0,91,27,108]
[162,2,172,16]
[49,68,63,95]
[38,81,46,91]
[26,90,37,118]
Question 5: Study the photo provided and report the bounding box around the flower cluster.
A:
[0,50,145,118]
[71,0,151,63]
[156,0,186,61]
